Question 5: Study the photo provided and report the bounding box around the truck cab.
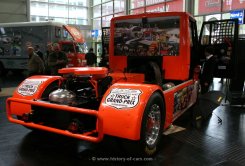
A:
[110,12,199,83]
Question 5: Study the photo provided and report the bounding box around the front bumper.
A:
[6,97,104,143]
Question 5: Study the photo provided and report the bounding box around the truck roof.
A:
[112,12,195,22]
[0,21,65,28]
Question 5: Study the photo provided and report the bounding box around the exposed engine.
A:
[48,75,112,109]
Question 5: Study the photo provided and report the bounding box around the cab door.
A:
[189,17,200,79]
[198,19,239,79]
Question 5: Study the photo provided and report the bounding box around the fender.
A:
[98,83,164,141]
[10,75,61,115]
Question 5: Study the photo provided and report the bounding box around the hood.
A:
[63,25,85,43]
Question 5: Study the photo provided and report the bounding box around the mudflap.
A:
[192,91,224,128]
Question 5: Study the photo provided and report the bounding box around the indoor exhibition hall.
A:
[0,0,245,166]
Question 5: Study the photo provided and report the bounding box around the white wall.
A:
[0,0,29,23]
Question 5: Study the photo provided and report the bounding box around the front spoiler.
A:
[6,97,104,143]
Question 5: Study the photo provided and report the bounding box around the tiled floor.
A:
[0,74,244,166]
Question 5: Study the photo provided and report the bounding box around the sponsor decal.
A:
[17,79,43,96]
[174,84,195,113]
[105,88,142,109]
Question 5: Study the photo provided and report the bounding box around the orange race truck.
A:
[6,12,201,156]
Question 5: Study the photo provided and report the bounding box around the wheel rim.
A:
[145,104,161,147]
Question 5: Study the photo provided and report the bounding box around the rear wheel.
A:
[121,92,165,156]
[144,61,162,86]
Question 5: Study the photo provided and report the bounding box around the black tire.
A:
[144,61,162,86]
[121,92,165,156]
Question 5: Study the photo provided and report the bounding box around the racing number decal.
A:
[105,88,142,109]
[17,79,43,96]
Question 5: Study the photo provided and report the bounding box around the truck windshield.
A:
[114,16,180,56]
[76,43,88,53]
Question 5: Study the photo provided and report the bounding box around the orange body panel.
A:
[109,73,145,84]
[109,56,127,73]
[74,67,108,75]
[59,67,108,75]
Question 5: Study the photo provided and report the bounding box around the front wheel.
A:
[121,92,165,156]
